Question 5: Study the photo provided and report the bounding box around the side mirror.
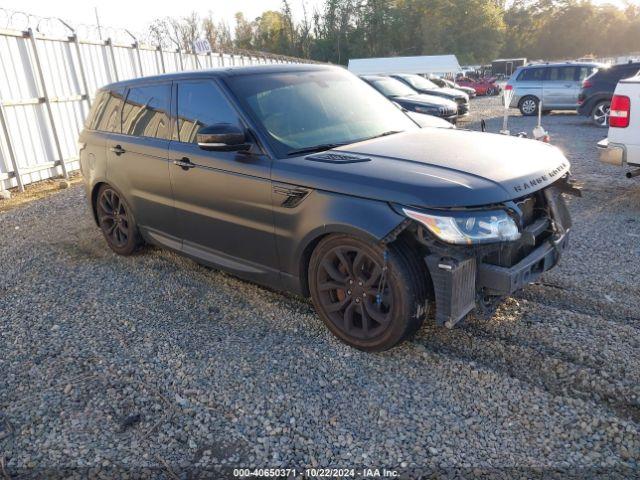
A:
[196,123,249,151]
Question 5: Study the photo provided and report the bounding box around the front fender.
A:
[273,188,406,294]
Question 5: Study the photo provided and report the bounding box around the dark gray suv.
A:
[79,65,575,351]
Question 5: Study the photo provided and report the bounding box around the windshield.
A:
[226,69,418,157]
[399,74,439,90]
[370,78,417,97]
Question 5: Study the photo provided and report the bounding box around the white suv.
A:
[598,73,640,177]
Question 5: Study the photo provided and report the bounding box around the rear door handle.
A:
[173,157,195,170]
[110,145,125,156]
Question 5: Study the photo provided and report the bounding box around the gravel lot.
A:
[1,96,639,479]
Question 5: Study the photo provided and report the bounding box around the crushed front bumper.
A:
[422,185,572,328]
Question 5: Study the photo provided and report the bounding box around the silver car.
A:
[505,62,599,116]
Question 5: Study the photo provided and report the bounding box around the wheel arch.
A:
[589,95,613,114]
[90,181,108,226]
[518,94,539,105]
[297,224,388,297]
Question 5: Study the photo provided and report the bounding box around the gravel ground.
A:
[1,96,639,479]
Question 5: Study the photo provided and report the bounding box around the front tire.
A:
[519,96,539,116]
[308,235,430,351]
[96,184,142,256]
[591,100,610,127]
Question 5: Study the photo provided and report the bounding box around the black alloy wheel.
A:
[96,185,141,255]
[316,245,393,340]
[309,235,431,351]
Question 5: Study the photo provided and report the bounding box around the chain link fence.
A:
[0,9,311,191]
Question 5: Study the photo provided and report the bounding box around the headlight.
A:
[413,105,438,114]
[403,208,521,245]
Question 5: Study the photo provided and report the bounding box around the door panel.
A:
[169,80,277,280]
[106,134,176,239]
[105,83,178,242]
[543,66,579,108]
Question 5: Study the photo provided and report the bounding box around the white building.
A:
[347,55,462,77]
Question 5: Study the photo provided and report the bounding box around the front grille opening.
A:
[482,191,552,268]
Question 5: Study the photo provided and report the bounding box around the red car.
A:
[456,77,501,96]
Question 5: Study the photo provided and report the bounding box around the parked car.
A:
[597,72,640,176]
[79,64,575,351]
[405,110,456,129]
[505,62,599,116]
[391,73,470,116]
[455,76,501,96]
[578,61,640,127]
[428,75,476,98]
[361,75,459,123]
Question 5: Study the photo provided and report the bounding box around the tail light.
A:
[610,95,631,128]
[505,85,513,91]
[582,79,593,89]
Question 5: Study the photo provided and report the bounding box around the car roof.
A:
[521,62,600,69]
[100,63,340,91]
[360,75,391,81]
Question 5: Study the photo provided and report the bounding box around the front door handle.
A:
[110,145,125,156]
[173,157,195,170]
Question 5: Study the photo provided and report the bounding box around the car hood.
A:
[394,94,457,109]
[423,87,469,100]
[456,85,476,93]
[274,129,570,208]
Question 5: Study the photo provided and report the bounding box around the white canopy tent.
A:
[348,55,462,76]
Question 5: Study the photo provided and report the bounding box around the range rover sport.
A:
[79,65,576,351]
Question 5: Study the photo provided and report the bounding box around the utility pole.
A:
[94,7,103,40]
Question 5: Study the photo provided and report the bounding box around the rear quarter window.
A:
[122,84,171,140]
[85,89,124,132]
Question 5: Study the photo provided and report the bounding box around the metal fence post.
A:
[0,101,25,191]
[156,46,165,73]
[26,28,68,179]
[177,48,184,70]
[126,30,143,77]
[70,33,91,107]
[107,38,119,81]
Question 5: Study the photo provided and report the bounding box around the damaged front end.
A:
[390,175,579,328]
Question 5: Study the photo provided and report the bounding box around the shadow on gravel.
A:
[411,320,640,424]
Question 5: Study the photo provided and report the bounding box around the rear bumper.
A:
[597,138,626,166]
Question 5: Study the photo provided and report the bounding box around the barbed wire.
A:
[0,7,318,64]
[0,7,152,44]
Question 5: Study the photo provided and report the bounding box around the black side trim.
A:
[272,185,312,208]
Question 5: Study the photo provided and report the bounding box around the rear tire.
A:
[519,96,539,116]
[591,100,610,128]
[308,235,430,351]
[95,184,142,256]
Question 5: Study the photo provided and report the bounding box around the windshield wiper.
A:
[366,130,402,140]
[286,143,347,156]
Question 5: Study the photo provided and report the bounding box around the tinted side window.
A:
[620,66,640,79]
[518,68,545,81]
[176,81,240,144]
[122,84,171,140]
[578,67,596,81]
[85,88,124,133]
[548,67,577,81]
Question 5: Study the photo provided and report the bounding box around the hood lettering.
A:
[513,162,568,193]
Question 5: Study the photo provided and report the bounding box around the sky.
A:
[0,0,637,38]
